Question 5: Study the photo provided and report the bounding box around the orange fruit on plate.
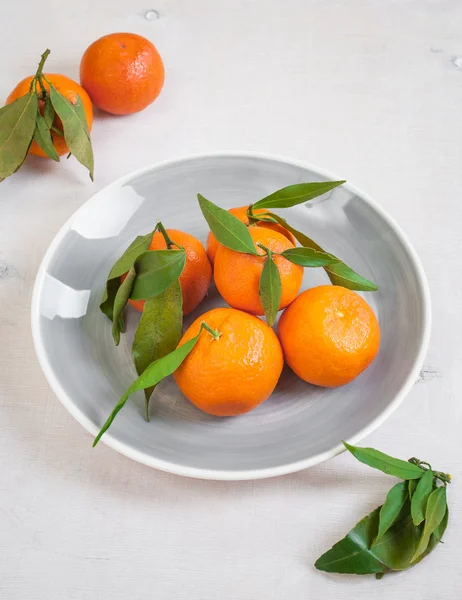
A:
[174,307,284,416]
[206,205,296,265]
[213,227,303,315]
[127,229,212,316]
[278,285,380,387]
[6,74,93,158]
[80,32,165,115]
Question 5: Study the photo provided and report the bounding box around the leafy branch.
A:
[99,223,186,418]
[0,49,94,180]
[93,321,221,445]
[315,443,451,578]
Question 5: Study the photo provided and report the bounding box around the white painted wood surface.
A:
[1,1,462,597]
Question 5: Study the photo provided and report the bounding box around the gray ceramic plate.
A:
[31,153,430,480]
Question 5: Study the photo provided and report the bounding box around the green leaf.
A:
[411,469,434,525]
[112,266,136,346]
[266,213,378,291]
[251,181,346,210]
[43,96,55,128]
[48,84,94,180]
[316,492,451,576]
[93,332,200,446]
[34,112,60,161]
[108,234,154,281]
[315,507,422,575]
[100,278,124,323]
[317,448,452,578]
[409,479,418,499]
[343,442,424,479]
[197,193,257,255]
[410,508,448,567]
[373,514,424,571]
[266,214,324,251]
[281,247,339,268]
[411,487,447,562]
[259,254,282,326]
[374,482,409,544]
[100,232,154,321]
[130,249,186,301]
[315,507,386,575]
[434,506,449,542]
[0,92,37,179]
[324,263,378,292]
[132,280,183,419]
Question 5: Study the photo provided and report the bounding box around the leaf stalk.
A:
[408,457,451,485]
[201,321,221,340]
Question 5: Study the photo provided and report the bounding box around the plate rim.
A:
[31,151,431,480]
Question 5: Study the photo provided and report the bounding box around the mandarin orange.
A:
[213,227,303,316]
[127,229,212,316]
[174,307,283,416]
[278,286,380,387]
[80,33,164,115]
[6,74,93,157]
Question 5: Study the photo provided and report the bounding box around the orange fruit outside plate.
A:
[80,32,165,115]
[6,74,93,158]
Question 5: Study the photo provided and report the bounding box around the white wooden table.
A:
[1,1,462,598]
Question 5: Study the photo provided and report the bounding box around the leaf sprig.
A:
[100,223,186,420]
[197,183,377,326]
[93,320,221,445]
[255,212,378,292]
[0,49,94,180]
[315,442,451,578]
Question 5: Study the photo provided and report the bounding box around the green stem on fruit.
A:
[247,204,260,224]
[246,205,277,224]
[256,242,276,257]
[201,322,221,341]
[35,49,50,79]
[30,49,51,95]
[157,221,183,250]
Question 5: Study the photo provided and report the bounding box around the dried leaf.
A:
[0,93,37,179]
[34,112,60,161]
[48,84,94,179]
